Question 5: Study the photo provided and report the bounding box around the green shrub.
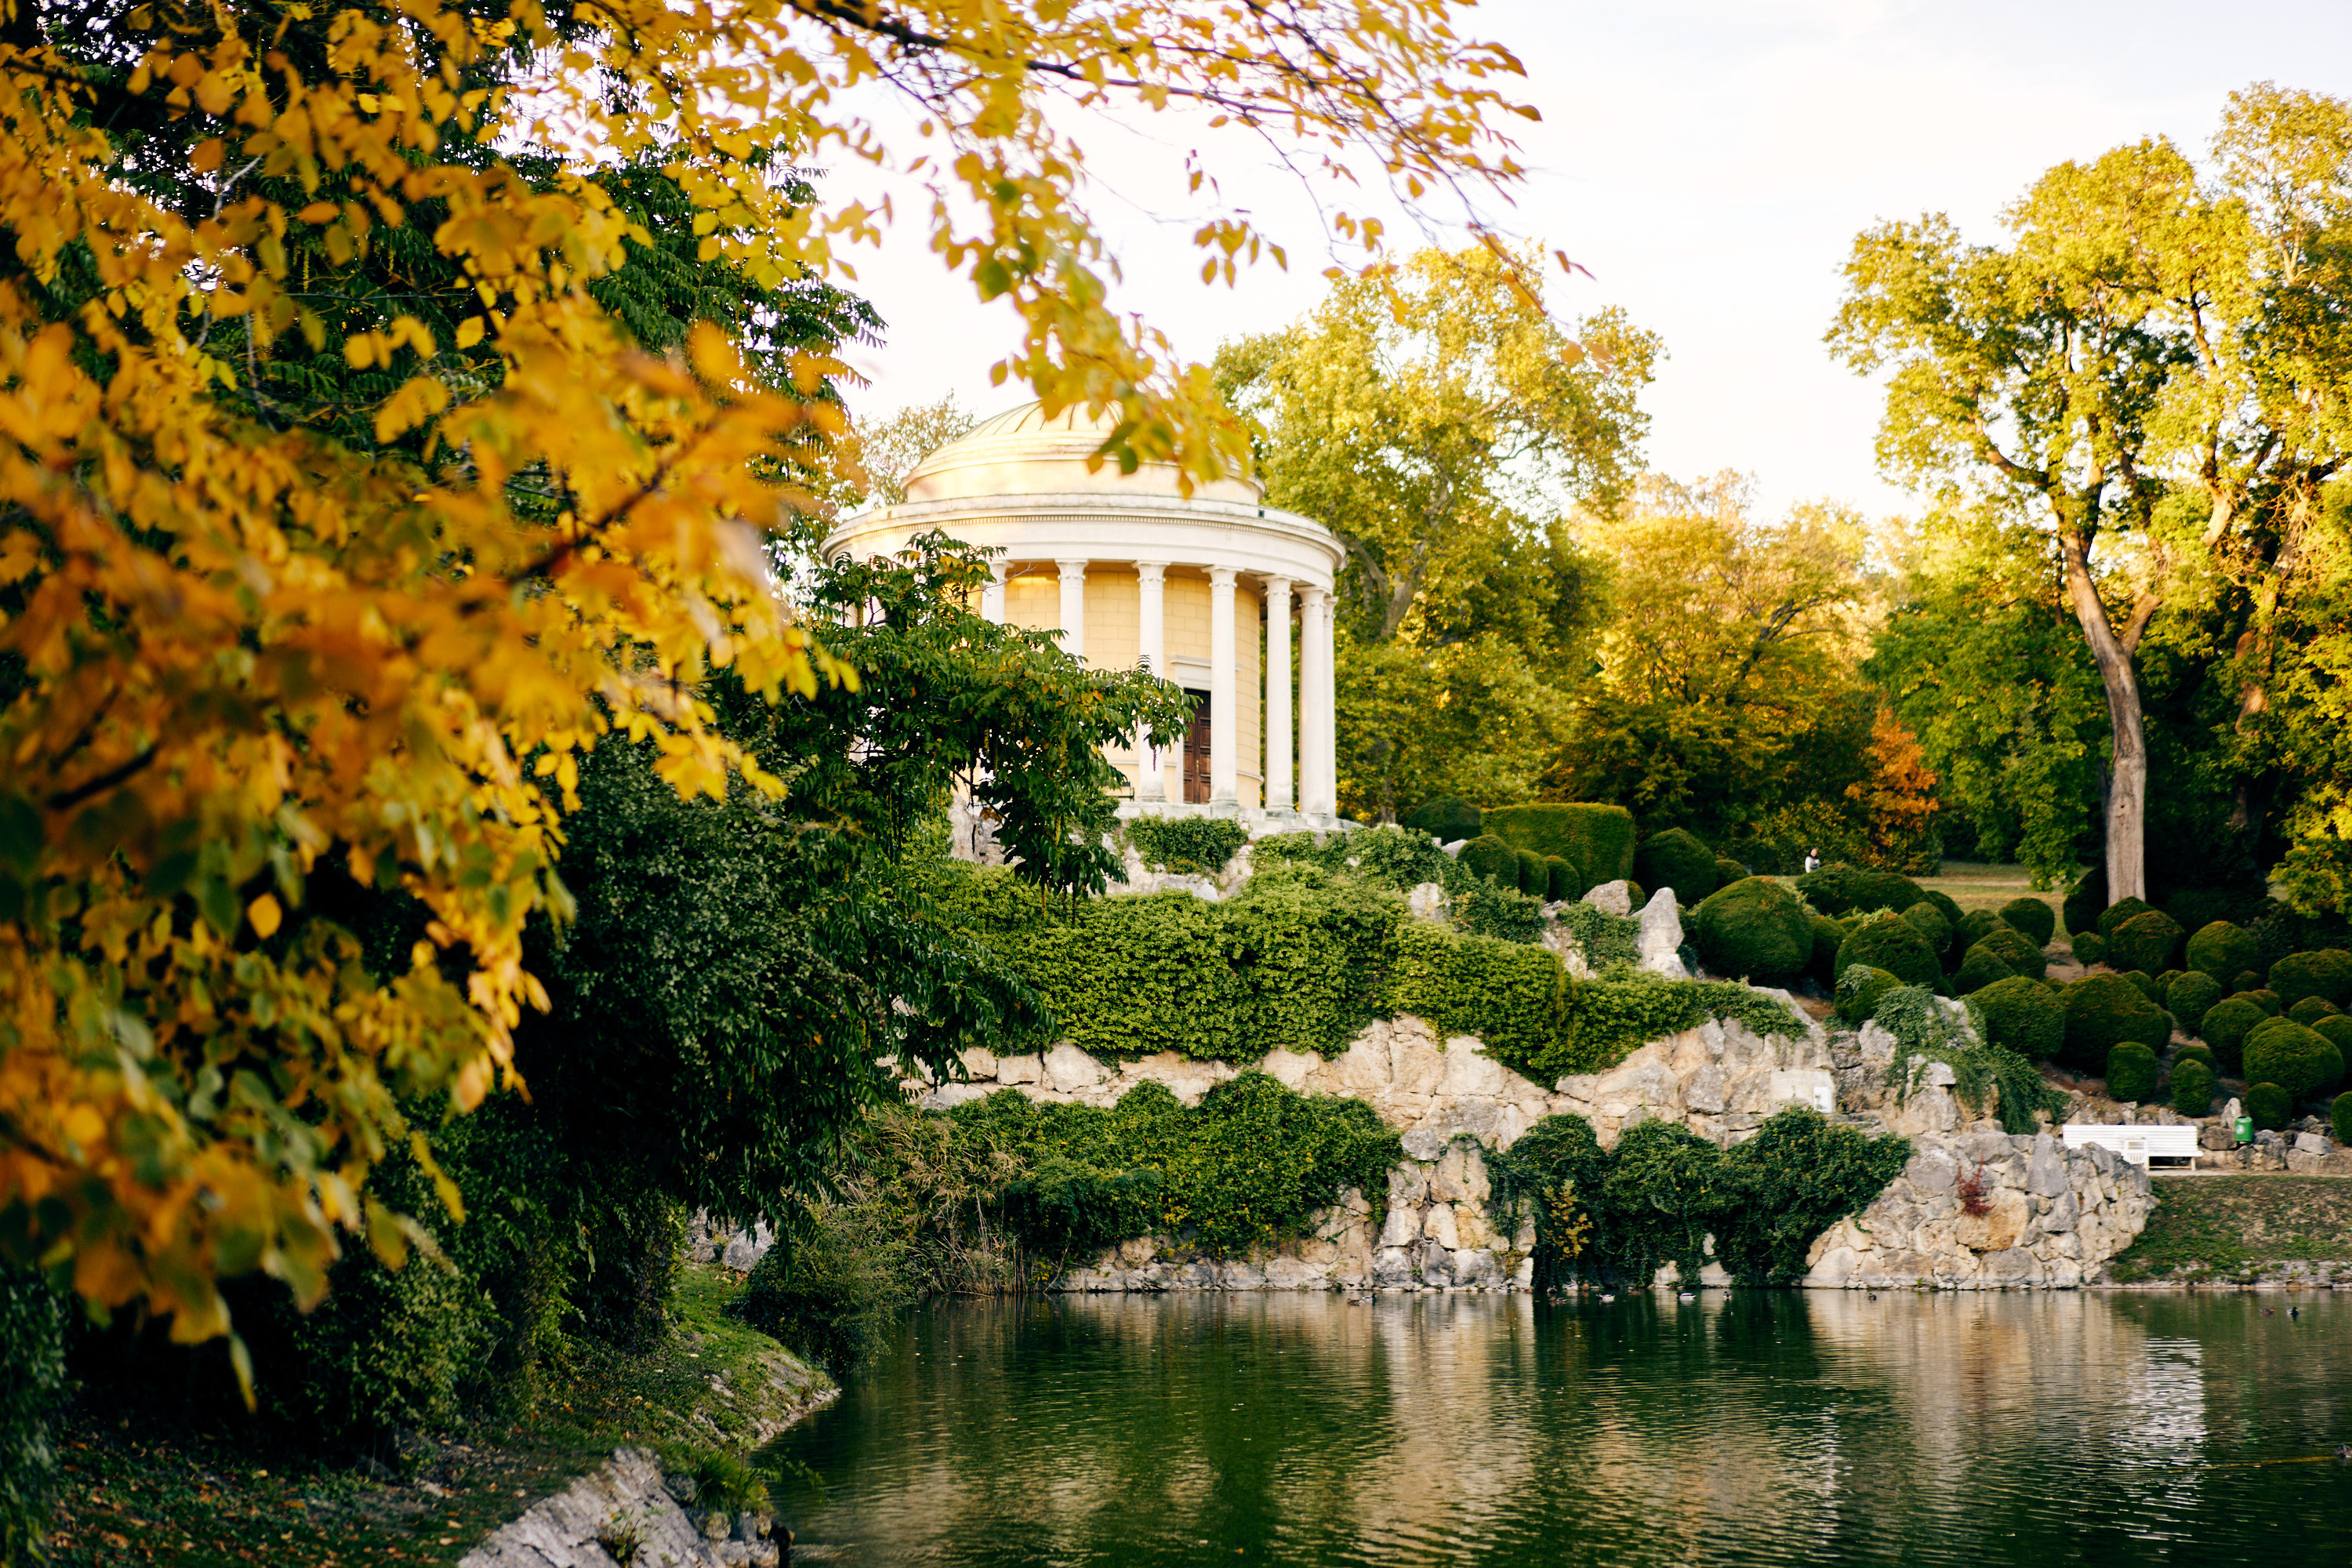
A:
[2184,920,2259,982]
[1713,857,1750,889]
[2317,1014,2352,1062]
[2241,988,2282,1016]
[2060,973,2172,1073]
[2106,909,2184,975]
[2270,949,2352,1011]
[1997,897,2056,946]
[2071,931,2107,967]
[1833,911,1941,988]
[1537,971,1806,1081]
[1450,879,1550,944]
[2242,1022,2346,1102]
[2165,970,2224,1036]
[1835,964,1902,1025]
[2198,996,2267,1071]
[1971,976,2066,1061]
[1402,795,1483,842]
[1125,815,1249,875]
[2172,1059,2216,1117]
[1635,828,1718,904]
[2062,870,2102,936]
[2234,968,2265,993]
[2172,1041,2217,1071]
[1515,846,1548,897]
[2122,970,2163,1007]
[1974,924,2048,981]
[1,1267,64,1566]
[2335,1090,2352,1146]
[1809,915,1845,988]
[2154,967,2184,994]
[1959,909,1998,946]
[1384,920,1564,1067]
[1544,855,1577,902]
[1794,862,1924,917]
[2248,1082,2294,1130]
[1901,901,1953,959]
[728,1205,914,1375]
[1922,888,1965,931]
[1482,803,1638,893]
[2096,896,2157,941]
[1693,876,1814,982]
[1460,834,1519,888]
[2289,995,2343,1025]
[1951,944,2013,996]
[2104,1043,2161,1103]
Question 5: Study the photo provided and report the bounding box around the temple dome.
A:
[901,401,1265,506]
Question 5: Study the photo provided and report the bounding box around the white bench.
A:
[2063,1123,2201,1171]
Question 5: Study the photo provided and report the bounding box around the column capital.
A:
[985,558,1009,583]
[1299,582,1331,608]
[1208,564,1239,587]
[1055,557,1090,577]
[1263,574,1294,596]
[1134,558,1170,580]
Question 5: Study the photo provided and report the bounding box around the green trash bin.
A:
[2235,1115,2254,1145]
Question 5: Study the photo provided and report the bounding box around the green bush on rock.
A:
[1693,876,1814,982]
[1997,897,2056,946]
[2184,920,2259,983]
[2165,971,2224,1035]
[1635,828,1719,904]
[2061,974,2172,1073]
[2241,1022,2346,1103]
[2198,996,2267,1072]
[2248,1082,2294,1130]
[1515,847,1548,898]
[2104,1044,2161,1103]
[1461,834,1519,888]
[2172,1059,2216,1117]
[1835,965,1902,1026]
[1125,815,1248,876]
[2270,950,2352,1012]
[1970,976,2067,1062]
[2107,910,2185,975]
[1834,912,1942,989]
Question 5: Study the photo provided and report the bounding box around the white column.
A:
[1209,565,1238,807]
[980,560,1007,623]
[1301,586,1336,818]
[1262,576,1294,813]
[1055,558,1087,663]
[1134,561,1168,802]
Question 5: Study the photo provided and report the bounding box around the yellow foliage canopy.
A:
[0,0,1536,1350]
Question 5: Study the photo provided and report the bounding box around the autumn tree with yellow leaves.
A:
[0,0,1546,1366]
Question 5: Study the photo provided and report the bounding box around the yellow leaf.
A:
[247,894,282,938]
[456,315,485,348]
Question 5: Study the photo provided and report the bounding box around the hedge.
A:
[1834,912,1941,989]
[2171,1059,2216,1117]
[1544,855,1577,902]
[2061,974,2171,1073]
[1971,975,2065,1062]
[1959,909,1998,946]
[1922,888,1966,932]
[2270,949,2352,1011]
[1997,897,2056,947]
[2185,920,2259,984]
[1693,877,1813,982]
[2172,1041,2217,1072]
[1483,803,1639,895]
[1402,795,1483,843]
[2242,1022,2345,1102]
[2107,910,2185,975]
[2241,988,2282,1016]
[1635,828,1718,904]
[1514,846,1548,898]
[1,1267,63,1564]
[2123,970,2164,1007]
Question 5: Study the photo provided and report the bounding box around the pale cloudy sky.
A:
[828,1,2352,523]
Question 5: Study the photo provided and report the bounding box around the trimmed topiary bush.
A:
[2289,995,2343,1026]
[1975,924,2048,981]
[2270,949,2352,1011]
[1127,815,1250,874]
[2071,931,2107,967]
[2171,1059,2216,1117]
[1952,944,2014,996]
[2242,1022,2345,1103]
[1544,856,1576,902]
[2154,967,2184,996]
[2184,920,2260,983]
[2336,1090,2352,1148]
[1809,915,1845,989]
[1959,909,1998,946]
[1461,834,1519,888]
[2096,896,2157,941]
[1833,911,1942,989]
[2241,989,2281,1016]
[1403,795,1483,843]
[2172,1041,2217,1072]
[2105,1042,2161,1103]
[1922,889,1965,931]
[1515,846,1548,897]
[2062,869,2103,938]
[2122,971,2163,1007]
[1835,964,1901,1025]
[2198,996,2267,1072]
[1693,876,1815,982]
[1901,901,1953,959]
[1794,863,1923,918]
[1483,804,1639,895]
[1713,857,1750,890]
[1971,975,2067,1061]
[2061,973,2172,1073]
[2316,1014,2352,1062]
[2247,1081,2293,1130]
[1997,897,2056,946]
[2234,970,2265,994]
[2165,971,2224,1036]
[2106,909,2185,975]
[1635,828,1717,904]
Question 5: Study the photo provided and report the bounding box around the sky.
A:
[826,0,2352,524]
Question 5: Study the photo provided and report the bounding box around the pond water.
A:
[763,1290,2352,1566]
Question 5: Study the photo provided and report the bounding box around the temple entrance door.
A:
[1181,693,1212,804]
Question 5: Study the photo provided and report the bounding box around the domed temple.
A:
[822,402,1346,826]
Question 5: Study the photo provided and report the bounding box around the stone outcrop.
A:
[1636,887,1689,978]
[1802,1131,2154,1290]
[459,1449,785,1568]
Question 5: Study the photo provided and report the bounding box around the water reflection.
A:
[765,1291,2352,1566]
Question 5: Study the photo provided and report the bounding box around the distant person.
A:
[1803,848,1821,874]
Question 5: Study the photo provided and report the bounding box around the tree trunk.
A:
[2057,531,2148,904]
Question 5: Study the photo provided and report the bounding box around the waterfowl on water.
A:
[1599,1293,1617,1303]
[1678,1292,1697,1302]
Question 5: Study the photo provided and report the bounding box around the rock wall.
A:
[1803,1131,2154,1290]
[459,1448,786,1568]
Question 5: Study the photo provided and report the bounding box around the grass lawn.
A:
[2106,1175,2352,1284]
[44,1265,826,1568]
[1912,861,2074,924]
